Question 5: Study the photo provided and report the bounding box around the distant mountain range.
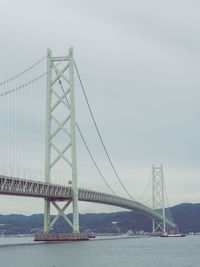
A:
[0,203,199,235]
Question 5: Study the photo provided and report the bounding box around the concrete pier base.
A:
[34,233,89,241]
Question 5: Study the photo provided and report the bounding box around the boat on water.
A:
[160,233,186,237]
[88,235,96,238]
[88,234,96,238]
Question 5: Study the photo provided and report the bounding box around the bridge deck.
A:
[0,175,176,228]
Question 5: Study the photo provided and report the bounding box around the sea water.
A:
[0,235,199,267]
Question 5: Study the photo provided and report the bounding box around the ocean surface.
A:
[0,235,199,267]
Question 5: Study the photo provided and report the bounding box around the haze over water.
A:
[0,235,199,267]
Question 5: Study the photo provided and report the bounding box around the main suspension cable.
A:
[74,61,136,201]
[52,63,116,195]
[0,56,46,86]
[75,123,116,195]
[0,73,46,97]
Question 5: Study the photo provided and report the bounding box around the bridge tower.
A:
[152,164,166,233]
[44,47,79,234]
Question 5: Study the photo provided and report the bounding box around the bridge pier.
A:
[35,233,88,241]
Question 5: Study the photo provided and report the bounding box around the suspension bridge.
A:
[0,47,176,240]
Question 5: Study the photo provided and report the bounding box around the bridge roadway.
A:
[0,175,176,229]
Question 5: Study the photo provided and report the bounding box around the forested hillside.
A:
[0,203,199,235]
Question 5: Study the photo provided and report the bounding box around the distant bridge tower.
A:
[44,47,79,233]
[152,164,166,233]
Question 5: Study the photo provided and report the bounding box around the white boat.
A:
[160,232,186,237]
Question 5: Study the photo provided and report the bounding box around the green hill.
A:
[0,203,199,235]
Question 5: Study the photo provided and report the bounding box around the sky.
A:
[0,0,200,215]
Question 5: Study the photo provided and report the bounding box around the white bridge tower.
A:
[44,47,79,234]
[152,164,166,233]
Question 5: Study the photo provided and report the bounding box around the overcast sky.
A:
[0,0,200,215]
